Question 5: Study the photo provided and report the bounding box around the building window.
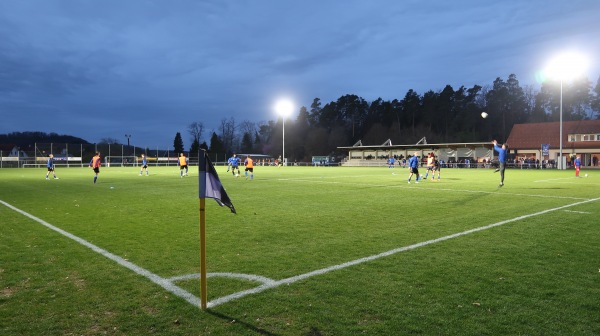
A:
[570,134,600,141]
[581,134,600,141]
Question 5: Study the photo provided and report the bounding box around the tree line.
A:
[177,74,600,162]
[3,74,599,162]
[0,132,89,147]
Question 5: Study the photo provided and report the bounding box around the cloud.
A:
[1,0,599,148]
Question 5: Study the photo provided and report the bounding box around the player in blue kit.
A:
[45,154,59,180]
[139,154,149,176]
[387,156,395,168]
[407,152,421,184]
[493,140,508,187]
[227,153,241,177]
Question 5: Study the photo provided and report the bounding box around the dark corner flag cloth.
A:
[199,150,236,214]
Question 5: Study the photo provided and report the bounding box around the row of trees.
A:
[3,74,598,162]
[175,74,600,162]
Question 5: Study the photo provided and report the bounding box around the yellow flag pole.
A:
[199,197,207,310]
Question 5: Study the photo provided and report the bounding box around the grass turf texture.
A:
[1,166,599,335]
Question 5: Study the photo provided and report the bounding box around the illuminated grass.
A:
[1,166,599,335]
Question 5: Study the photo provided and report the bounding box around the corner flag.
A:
[199,150,236,214]
[198,150,236,310]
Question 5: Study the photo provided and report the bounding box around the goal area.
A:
[104,156,139,167]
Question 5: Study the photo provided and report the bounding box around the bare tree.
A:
[239,120,257,137]
[188,122,205,144]
[220,117,237,153]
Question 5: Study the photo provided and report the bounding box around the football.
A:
[481,112,488,118]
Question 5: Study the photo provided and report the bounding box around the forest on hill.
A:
[0,131,89,148]
[4,74,600,162]
[199,74,600,161]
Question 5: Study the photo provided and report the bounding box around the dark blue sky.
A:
[1,0,599,149]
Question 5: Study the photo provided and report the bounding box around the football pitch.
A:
[1,165,599,335]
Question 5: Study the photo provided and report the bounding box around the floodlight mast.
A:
[275,100,294,166]
[544,52,588,169]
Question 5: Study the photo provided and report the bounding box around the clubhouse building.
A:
[506,120,600,168]
[338,120,600,168]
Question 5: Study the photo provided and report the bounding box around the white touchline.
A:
[285,178,589,201]
[3,196,600,310]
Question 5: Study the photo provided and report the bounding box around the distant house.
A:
[0,144,23,157]
[506,120,600,167]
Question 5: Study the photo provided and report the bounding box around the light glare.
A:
[544,52,589,81]
[275,99,294,117]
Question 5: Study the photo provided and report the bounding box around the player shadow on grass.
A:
[450,190,492,205]
[206,310,281,336]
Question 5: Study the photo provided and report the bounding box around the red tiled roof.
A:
[506,120,600,150]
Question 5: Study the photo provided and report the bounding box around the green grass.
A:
[1,165,599,335]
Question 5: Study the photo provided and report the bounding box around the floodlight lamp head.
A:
[275,99,294,117]
[545,51,589,82]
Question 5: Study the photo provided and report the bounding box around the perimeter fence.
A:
[0,143,236,168]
